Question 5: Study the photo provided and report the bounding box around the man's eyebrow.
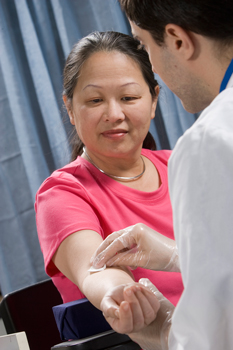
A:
[83,84,103,91]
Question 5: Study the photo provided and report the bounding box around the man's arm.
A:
[168,114,233,349]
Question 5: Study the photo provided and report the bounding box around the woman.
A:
[35,31,183,314]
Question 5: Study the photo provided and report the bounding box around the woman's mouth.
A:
[102,129,128,139]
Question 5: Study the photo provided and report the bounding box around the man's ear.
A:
[164,24,195,60]
[151,85,160,120]
[63,95,75,125]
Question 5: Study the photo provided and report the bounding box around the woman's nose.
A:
[103,101,125,122]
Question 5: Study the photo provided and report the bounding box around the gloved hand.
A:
[138,278,174,350]
[91,223,180,272]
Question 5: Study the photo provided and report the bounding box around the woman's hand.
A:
[100,282,160,334]
[101,279,174,350]
[91,223,180,272]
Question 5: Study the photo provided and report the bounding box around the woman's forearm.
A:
[52,229,136,310]
[81,266,135,309]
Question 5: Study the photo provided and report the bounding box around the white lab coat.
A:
[168,74,233,350]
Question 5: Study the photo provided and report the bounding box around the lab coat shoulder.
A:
[169,86,233,212]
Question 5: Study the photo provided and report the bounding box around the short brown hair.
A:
[119,0,233,46]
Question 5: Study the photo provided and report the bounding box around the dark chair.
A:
[52,298,141,350]
[0,279,63,350]
[51,330,141,349]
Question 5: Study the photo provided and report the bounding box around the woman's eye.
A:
[90,98,102,103]
[122,96,137,101]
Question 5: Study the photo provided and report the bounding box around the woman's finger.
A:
[105,301,134,334]
[123,283,160,329]
[135,289,160,325]
[123,286,147,332]
[101,295,119,319]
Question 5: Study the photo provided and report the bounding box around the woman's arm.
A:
[53,229,160,336]
[52,229,136,309]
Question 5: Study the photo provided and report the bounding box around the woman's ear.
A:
[164,24,195,60]
[63,95,75,125]
[151,85,160,120]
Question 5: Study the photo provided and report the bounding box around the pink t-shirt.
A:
[35,149,183,305]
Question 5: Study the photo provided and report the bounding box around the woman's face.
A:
[65,50,158,160]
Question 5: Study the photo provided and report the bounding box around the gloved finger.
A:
[139,279,175,350]
[92,230,137,268]
[105,248,143,268]
[91,225,138,260]
[90,230,123,265]
[139,278,167,303]
[92,238,128,268]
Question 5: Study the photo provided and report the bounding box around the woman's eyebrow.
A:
[120,82,140,88]
[83,84,102,91]
[83,82,140,91]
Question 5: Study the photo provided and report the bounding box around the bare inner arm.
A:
[52,229,135,309]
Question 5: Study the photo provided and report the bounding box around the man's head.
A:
[119,0,233,113]
[119,0,233,47]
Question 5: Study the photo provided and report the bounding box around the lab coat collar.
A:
[227,73,233,89]
[219,58,233,92]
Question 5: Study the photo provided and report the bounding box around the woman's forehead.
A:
[77,50,143,83]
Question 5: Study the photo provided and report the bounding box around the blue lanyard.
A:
[219,58,233,92]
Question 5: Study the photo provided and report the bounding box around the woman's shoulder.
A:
[36,157,88,195]
[142,148,172,164]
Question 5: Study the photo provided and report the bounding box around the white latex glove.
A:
[91,223,180,272]
[138,278,174,350]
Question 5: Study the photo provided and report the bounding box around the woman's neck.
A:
[82,148,161,192]
[82,148,143,179]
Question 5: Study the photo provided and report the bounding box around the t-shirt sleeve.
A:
[35,172,104,277]
[142,148,172,164]
[154,149,172,163]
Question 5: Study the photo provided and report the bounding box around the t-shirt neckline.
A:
[79,149,168,202]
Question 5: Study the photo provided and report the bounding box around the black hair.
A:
[63,31,159,161]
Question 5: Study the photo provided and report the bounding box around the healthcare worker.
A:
[91,0,233,349]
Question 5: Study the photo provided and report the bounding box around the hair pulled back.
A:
[63,31,158,161]
[119,0,233,46]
